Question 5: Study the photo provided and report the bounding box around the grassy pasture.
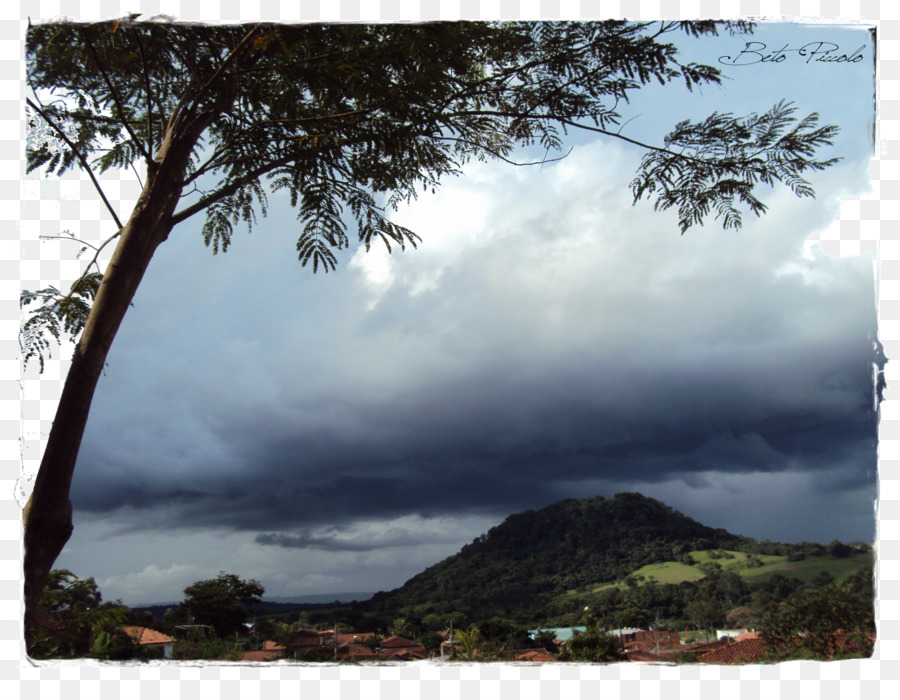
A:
[562,550,872,599]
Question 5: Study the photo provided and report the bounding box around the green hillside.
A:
[565,549,873,598]
[365,492,752,619]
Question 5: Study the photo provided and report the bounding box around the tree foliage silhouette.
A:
[22,18,840,630]
[175,571,265,638]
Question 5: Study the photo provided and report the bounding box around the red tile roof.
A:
[625,650,671,663]
[338,644,380,658]
[288,629,324,647]
[122,626,175,646]
[685,639,730,654]
[239,650,283,661]
[700,639,768,665]
[516,650,557,662]
[383,649,430,661]
[381,636,421,648]
[334,632,375,645]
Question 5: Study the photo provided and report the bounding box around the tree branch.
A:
[26,97,125,230]
[191,23,265,108]
[447,108,711,166]
[131,27,155,159]
[79,28,150,163]
[171,150,299,224]
[436,136,573,167]
[34,227,122,319]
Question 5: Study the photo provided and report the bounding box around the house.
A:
[287,628,324,648]
[381,636,428,660]
[684,638,732,655]
[238,649,283,662]
[336,643,381,662]
[620,629,681,651]
[122,626,175,659]
[262,640,285,653]
[699,638,769,664]
[236,640,287,661]
[624,649,671,663]
[326,631,377,646]
[383,649,422,662]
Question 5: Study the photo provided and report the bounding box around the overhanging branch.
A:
[27,97,125,230]
[171,150,299,224]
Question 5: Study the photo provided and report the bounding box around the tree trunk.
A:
[22,113,211,640]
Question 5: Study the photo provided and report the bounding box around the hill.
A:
[366,492,752,619]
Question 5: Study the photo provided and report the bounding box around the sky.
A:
[24,21,880,606]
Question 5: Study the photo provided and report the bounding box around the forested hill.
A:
[366,492,751,618]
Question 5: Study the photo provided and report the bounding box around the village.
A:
[117,622,872,665]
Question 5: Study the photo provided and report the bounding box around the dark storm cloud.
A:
[67,134,880,549]
[255,526,461,552]
[70,330,879,538]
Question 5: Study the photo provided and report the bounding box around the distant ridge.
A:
[366,492,751,618]
[132,591,374,612]
[262,592,375,605]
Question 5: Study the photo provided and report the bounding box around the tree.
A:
[26,568,134,659]
[557,625,623,663]
[828,539,853,558]
[724,605,761,631]
[614,606,653,629]
[174,625,242,661]
[761,580,875,660]
[22,19,841,625]
[452,624,486,661]
[532,629,559,653]
[175,571,264,638]
[683,599,723,643]
[389,617,420,640]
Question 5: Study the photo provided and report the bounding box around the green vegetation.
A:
[557,624,623,662]
[762,572,875,661]
[26,569,136,660]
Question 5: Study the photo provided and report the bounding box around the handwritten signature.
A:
[719,41,866,66]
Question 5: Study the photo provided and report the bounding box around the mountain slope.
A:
[367,492,751,618]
